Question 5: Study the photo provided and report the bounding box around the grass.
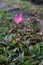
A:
[0,0,43,65]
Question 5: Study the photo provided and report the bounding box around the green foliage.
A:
[0,8,43,65]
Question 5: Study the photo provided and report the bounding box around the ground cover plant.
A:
[0,0,43,65]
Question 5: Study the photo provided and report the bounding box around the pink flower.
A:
[13,12,24,24]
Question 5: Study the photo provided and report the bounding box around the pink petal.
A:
[38,31,43,35]
[19,12,22,17]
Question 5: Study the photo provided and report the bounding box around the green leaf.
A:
[0,55,2,61]
[34,44,40,56]
[12,40,17,44]
[19,51,24,64]
[24,61,32,65]
[10,62,15,65]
